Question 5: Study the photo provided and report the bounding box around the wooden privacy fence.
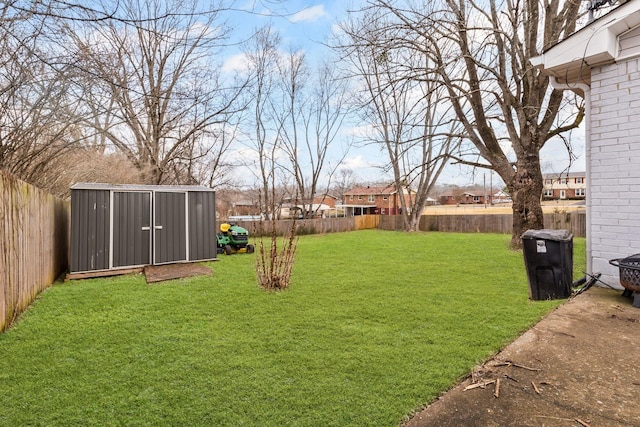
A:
[234,215,364,237]
[378,212,586,237]
[0,171,69,332]
[233,212,585,237]
[233,215,380,237]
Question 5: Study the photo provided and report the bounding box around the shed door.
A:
[154,192,187,264]
[70,189,110,273]
[188,191,217,261]
[112,191,151,268]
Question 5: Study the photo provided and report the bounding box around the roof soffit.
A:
[532,2,640,86]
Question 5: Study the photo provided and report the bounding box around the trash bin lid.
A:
[521,229,573,241]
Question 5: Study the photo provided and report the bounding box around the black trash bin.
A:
[521,229,573,300]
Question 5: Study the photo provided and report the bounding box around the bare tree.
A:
[331,167,356,202]
[254,186,298,290]
[362,0,584,245]
[276,54,351,218]
[337,10,462,231]
[243,25,282,216]
[241,25,299,290]
[67,0,244,185]
[0,2,84,190]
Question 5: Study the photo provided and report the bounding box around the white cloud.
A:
[290,5,326,23]
[341,154,370,170]
[222,53,249,74]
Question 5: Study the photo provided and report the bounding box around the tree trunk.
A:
[506,157,544,248]
[407,212,420,232]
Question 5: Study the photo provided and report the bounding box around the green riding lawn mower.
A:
[216,223,255,255]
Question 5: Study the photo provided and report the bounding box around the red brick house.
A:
[341,185,414,215]
[438,190,492,205]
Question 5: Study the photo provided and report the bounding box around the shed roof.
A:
[71,182,214,192]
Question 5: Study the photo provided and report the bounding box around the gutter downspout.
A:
[549,76,592,276]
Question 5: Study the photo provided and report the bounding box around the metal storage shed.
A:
[70,183,217,274]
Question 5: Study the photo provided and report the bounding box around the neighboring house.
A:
[438,191,459,206]
[341,185,414,216]
[281,194,341,218]
[438,189,495,205]
[460,192,491,205]
[232,199,259,216]
[493,190,512,204]
[215,188,260,219]
[532,0,639,287]
[542,172,587,200]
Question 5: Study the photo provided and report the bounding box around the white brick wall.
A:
[590,57,640,287]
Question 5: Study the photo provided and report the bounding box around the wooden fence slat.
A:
[1,171,69,332]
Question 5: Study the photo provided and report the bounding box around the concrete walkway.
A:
[405,287,640,427]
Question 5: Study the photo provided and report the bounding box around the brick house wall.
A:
[589,57,640,282]
[532,2,640,288]
[343,186,413,215]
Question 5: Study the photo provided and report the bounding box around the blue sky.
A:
[224,1,397,186]
[222,1,587,188]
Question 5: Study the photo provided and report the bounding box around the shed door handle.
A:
[155,225,163,230]
[141,226,150,231]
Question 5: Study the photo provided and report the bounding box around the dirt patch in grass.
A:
[144,263,212,283]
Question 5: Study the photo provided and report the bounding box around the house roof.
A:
[543,171,586,180]
[344,185,400,196]
[296,203,331,211]
[530,0,639,90]
[344,185,396,195]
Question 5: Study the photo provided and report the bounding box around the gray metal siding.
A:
[188,191,217,261]
[70,189,110,272]
[71,184,216,272]
[113,192,151,268]
[154,192,187,264]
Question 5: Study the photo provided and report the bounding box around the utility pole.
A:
[484,173,487,209]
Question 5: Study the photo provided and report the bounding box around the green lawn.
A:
[0,230,585,426]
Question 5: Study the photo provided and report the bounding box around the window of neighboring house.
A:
[473,196,480,202]
[358,195,362,200]
[349,195,353,201]
[368,195,375,202]
[383,195,388,200]
[575,177,584,184]
[576,188,586,197]
[545,179,552,185]
[544,189,553,197]
[560,178,567,185]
